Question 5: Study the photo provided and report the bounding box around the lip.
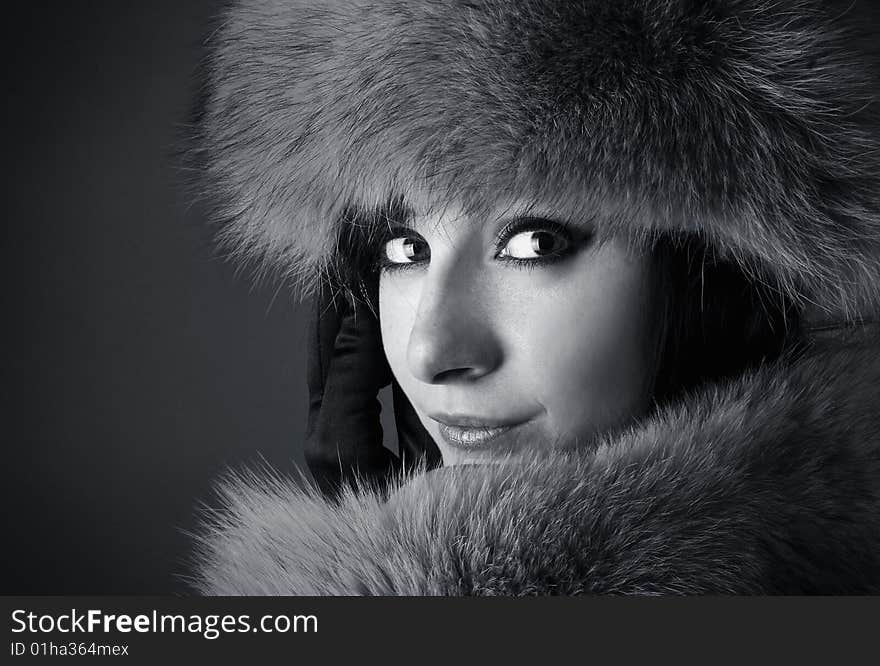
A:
[429,413,532,451]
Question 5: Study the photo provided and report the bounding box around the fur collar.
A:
[190,328,880,595]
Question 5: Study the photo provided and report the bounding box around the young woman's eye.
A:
[498,229,570,260]
[383,236,430,266]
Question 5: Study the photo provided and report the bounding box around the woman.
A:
[190,0,880,594]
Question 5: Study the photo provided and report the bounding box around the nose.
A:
[405,266,503,384]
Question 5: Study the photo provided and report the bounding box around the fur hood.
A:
[196,0,880,321]
[189,0,880,594]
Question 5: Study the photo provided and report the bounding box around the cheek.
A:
[513,247,655,434]
[378,275,417,386]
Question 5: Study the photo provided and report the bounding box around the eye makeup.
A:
[374,225,428,274]
[492,217,583,270]
[375,216,593,274]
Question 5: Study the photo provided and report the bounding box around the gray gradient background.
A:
[3,2,318,593]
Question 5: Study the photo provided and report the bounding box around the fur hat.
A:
[194,0,880,322]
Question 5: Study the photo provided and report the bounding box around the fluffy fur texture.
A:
[191,328,880,594]
[196,0,880,319]
[189,0,880,595]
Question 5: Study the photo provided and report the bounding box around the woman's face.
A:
[378,203,657,465]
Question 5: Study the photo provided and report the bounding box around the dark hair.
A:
[646,233,802,408]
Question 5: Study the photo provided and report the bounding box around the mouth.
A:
[429,413,532,451]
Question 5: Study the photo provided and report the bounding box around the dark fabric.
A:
[304,282,440,499]
[391,379,442,472]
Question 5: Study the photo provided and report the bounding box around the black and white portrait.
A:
[188,0,880,595]
[6,0,880,599]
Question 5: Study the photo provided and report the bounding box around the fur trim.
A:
[195,0,880,319]
[190,330,880,595]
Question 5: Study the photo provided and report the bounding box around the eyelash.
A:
[494,218,576,272]
[376,218,581,274]
[375,230,427,274]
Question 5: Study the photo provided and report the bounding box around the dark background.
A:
[3,2,315,594]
